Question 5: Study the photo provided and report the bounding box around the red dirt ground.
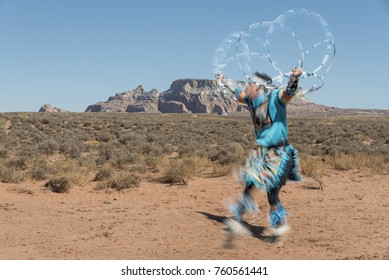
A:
[1,170,388,260]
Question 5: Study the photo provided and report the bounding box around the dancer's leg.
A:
[267,185,288,229]
[229,183,257,221]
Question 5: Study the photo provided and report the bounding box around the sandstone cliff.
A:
[85,79,246,113]
[84,79,343,115]
[39,104,67,113]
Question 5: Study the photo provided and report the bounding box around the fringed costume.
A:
[228,74,302,231]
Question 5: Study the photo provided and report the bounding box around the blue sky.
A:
[0,0,388,112]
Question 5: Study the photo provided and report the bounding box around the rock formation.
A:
[85,85,159,113]
[157,79,246,113]
[85,79,246,113]
[84,78,351,115]
[39,104,67,112]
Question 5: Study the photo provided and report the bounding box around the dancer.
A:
[219,68,302,235]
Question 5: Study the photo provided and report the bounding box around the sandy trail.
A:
[1,170,388,260]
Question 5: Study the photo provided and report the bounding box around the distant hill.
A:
[39,104,67,113]
[85,79,246,114]
[84,79,389,116]
[85,85,160,113]
[287,96,389,116]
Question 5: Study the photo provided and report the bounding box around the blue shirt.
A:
[235,88,290,148]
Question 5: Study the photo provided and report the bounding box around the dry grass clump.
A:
[158,156,213,184]
[50,159,92,185]
[94,167,113,182]
[182,156,212,177]
[299,155,329,178]
[0,166,24,183]
[144,154,160,172]
[331,153,358,171]
[210,163,235,178]
[209,142,245,165]
[328,152,388,174]
[6,158,28,170]
[158,158,190,185]
[31,165,52,181]
[97,172,140,191]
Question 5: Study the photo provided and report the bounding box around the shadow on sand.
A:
[196,211,280,247]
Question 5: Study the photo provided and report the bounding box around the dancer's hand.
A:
[292,68,303,78]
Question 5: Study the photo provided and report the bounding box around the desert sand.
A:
[1,170,388,260]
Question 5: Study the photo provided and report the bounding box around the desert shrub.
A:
[361,154,388,173]
[31,134,44,144]
[76,157,96,169]
[331,153,358,171]
[95,156,107,167]
[144,155,161,172]
[113,151,140,169]
[182,156,211,178]
[158,158,189,185]
[0,166,24,183]
[59,143,71,154]
[83,121,92,127]
[98,172,140,190]
[6,158,28,170]
[17,145,38,158]
[67,145,82,159]
[38,140,59,155]
[94,167,113,181]
[95,133,112,143]
[31,166,52,181]
[177,143,196,157]
[141,143,163,156]
[118,133,140,145]
[52,159,93,185]
[210,163,234,177]
[128,164,148,174]
[125,151,141,164]
[162,143,176,155]
[194,148,209,158]
[146,135,154,143]
[45,176,71,193]
[322,144,340,156]
[300,155,329,178]
[209,142,245,165]
[99,144,113,161]
[50,159,91,184]
[0,150,9,159]
[117,121,130,130]
[327,152,388,174]
[72,129,90,142]
[40,118,51,125]
[51,159,79,174]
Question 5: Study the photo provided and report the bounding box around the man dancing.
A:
[219,68,303,235]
